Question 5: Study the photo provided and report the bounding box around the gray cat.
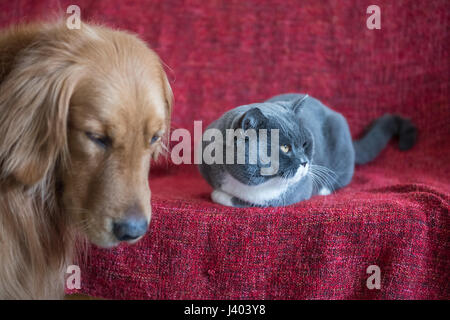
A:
[198,93,417,207]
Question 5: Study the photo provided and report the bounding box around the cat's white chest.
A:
[216,166,308,206]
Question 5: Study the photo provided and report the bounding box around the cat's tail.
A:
[353,114,417,165]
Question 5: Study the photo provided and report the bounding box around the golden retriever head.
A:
[0,23,172,248]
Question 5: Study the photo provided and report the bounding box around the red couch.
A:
[1,0,448,299]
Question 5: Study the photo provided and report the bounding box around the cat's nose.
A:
[300,161,308,167]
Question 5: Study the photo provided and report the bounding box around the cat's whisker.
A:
[310,171,327,192]
[309,172,320,192]
[315,170,335,192]
[309,165,338,193]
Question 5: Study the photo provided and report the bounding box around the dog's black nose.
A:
[113,217,148,241]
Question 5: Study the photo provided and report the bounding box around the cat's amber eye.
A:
[280,144,291,153]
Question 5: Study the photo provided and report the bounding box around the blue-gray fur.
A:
[198,93,417,207]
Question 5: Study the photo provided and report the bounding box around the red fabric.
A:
[1,0,449,299]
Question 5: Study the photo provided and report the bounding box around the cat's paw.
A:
[318,187,331,196]
[211,189,234,206]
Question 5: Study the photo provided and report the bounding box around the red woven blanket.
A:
[1,0,448,299]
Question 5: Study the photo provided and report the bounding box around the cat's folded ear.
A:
[293,94,309,113]
[240,108,267,130]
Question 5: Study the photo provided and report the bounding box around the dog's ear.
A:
[0,41,83,186]
[153,70,173,161]
[162,71,173,137]
[162,71,173,123]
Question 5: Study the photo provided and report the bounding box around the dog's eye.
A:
[150,135,161,145]
[86,132,111,148]
[280,144,291,153]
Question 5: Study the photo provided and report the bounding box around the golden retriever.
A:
[0,21,173,299]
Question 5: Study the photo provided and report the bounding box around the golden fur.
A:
[0,21,172,299]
